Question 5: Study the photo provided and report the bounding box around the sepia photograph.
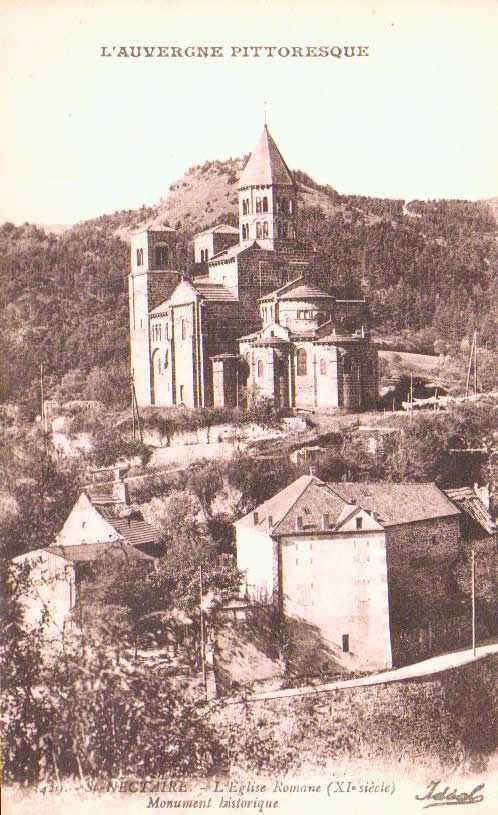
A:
[1,1,497,814]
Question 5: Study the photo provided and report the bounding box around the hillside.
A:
[1,157,497,408]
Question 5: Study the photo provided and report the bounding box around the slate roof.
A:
[210,243,251,263]
[96,506,161,548]
[238,126,295,188]
[330,483,460,527]
[279,284,333,301]
[46,541,154,563]
[235,475,349,535]
[236,477,461,536]
[444,488,496,535]
[196,224,239,237]
[194,282,238,302]
[258,277,303,302]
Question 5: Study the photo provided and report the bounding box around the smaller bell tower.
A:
[129,226,179,406]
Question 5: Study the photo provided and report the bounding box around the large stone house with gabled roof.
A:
[234,474,493,668]
[129,123,378,410]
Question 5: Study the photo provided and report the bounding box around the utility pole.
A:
[471,549,476,657]
[199,564,207,698]
[474,333,478,395]
[130,375,136,441]
[40,363,47,434]
[465,332,477,397]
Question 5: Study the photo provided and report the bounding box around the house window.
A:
[297,348,307,376]
[164,348,169,368]
[242,200,248,215]
[356,517,363,530]
[257,360,264,378]
[256,222,262,239]
[263,196,268,213]
[179,385,184,403]
[282,222,288,239]
[281,197,288,213]
[289,199,294,214]
[136,248,143,266]
[320,358,326,375]
[256,198,262,213]
[155,246,169,267]
[342,634,350,653]
[263,221,269,238]
[181,319,186,340]
[343,356,352,375]
[274,197,280,213]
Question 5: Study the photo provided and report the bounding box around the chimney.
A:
[296,515,303,531]
[253,511,259,525]
[321,513,330,530]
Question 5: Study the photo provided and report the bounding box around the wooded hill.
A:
[1,155,497,408]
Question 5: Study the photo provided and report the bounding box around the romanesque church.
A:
[128,124,379,411]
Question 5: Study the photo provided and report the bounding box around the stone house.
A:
[13,493,160,641]
[444,485,497,632]
[233,475,492,669]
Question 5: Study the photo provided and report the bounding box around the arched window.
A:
[155,246,169,267]
[256,222,262,239]
[297,348,307,376]
[343,355,352,375]
[263,221,269,238]
[181,319,186,340]
[136,248,143,266]
[257,360,264,378]
[263,196,268,213]
[320,358,327,375]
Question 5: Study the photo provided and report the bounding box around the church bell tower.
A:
[237,125,298,250]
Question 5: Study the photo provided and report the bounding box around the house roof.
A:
[196,224,239,237]
[238,126,295,189]
[444,488,496,535]
[96,506,161,548]
[46,540,154,563]
[236,477,461,536]
[235,475,349,535]
[329,482,460,527]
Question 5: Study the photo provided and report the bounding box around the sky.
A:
[1,0,497,225]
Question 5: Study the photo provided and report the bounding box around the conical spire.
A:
[238,126,295,189]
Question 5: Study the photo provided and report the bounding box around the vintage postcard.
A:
[1,1,497,814]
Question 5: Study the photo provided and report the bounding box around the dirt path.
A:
[221,641,498,705]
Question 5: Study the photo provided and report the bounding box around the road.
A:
[223,641,498,705]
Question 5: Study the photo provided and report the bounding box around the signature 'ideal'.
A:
[416,780,485,808]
